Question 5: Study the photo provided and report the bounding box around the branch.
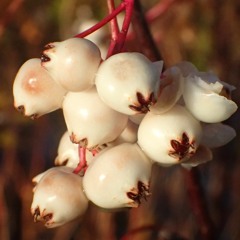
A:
[131,0,162,61]
[182,167,217,240]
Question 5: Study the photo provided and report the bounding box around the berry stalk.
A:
[73,146,87,174]
[74,1,126,39]
[107,0,120,40]
[107,0,135,56]
[106,0,120,58]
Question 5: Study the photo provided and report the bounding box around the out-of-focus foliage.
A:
[0,0,240,239]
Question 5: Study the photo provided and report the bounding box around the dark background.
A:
[0,0,239,239]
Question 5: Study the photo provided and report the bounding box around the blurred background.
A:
[0,0,240,239]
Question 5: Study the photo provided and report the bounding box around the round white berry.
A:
[83,143,152,209]
[138,105,202,165]
[95,52,162,115]
[41,38,102,92]
[31,167,88,228]
[62,87,128,149]
[13,58,67,119]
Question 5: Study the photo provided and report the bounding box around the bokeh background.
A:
[0,0,240,239]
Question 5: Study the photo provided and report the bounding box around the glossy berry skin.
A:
[108,119,138,146]
[41,38,102,92]
[83,143,152,209]
[31,167,88,228]
[62,87,128,149]
[13,58,67,119]
[95,52,162,115]
[138,105,202,165]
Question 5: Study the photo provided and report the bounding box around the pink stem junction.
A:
[73,145,87,174]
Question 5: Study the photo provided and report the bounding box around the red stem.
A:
[75,2,126,39]
[106,0,120,58]
[73,145,87,174]
[108,0,135,56]
[107,0,120,40]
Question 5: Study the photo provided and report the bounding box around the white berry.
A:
[62,87,128,149]
[95,52,162,115]
[41,38,102,92]
[83,143,152,209]
[138,105,202,165]
[13,58,67,119]
[31,167,88,228]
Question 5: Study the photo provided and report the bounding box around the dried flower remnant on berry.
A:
[129,92,156,113]
[40,54,51,63]
[16,105,25,114]
[168,132,195,161]
[138,105,202,165]
[33,207,53,225]
[127,181,150,206]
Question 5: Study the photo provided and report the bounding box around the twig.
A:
[182,167,217,240]
[131,0,162,61]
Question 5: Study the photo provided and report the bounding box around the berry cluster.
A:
[13,36,237,228]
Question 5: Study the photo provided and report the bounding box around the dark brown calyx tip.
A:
[127,181,150,206]
[44,43,54,50]
[129,92,156,114]
[16,105,25,114]
[41,53,51,63]
[30,113,39,120]
[169,132,195,161]
[33,207,40,222]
